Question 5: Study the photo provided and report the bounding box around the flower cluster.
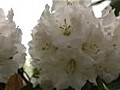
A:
[29,0,120,90]
[0,8,26,83]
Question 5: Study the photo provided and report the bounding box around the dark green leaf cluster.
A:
[0,75,120,90]
[110,0,120,16]
[0,82,6,90]
[20,83,42,90]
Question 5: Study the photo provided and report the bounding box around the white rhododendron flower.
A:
[100,6,119,37]
[29,0,120,89]
[93,26,120,83]
[92,6,120,83]
[0,8,26,82]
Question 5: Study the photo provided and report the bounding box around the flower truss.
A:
[0,8,26,83]
[29,0,120,90]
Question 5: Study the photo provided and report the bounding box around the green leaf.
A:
[108,75,120,90]
[110,0,120,16]
[20,83,33,90]
[96,76,109,90]
[81,80,97,90]
[21,83,42,90]
[32,68,40,78]
[34,84,42,90]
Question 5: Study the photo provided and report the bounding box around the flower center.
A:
[59,19,71,36]
[65,58,76,74]
[82,42,100,55]
[42,42,51,50]
[66,0,74,5]
[41,42,58,51]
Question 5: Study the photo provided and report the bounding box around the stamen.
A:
[42,42,51,50]
[59,19,71,36]
[82,42,100,54]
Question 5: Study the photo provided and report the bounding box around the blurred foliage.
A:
[32,67,40,79]
[23,58,34,78]
[20,83,42,90]
[96,77,109,90]
[108,75,120,90]
[81,80,97,90]
[0,82,6,90]
[110,0,120,16]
